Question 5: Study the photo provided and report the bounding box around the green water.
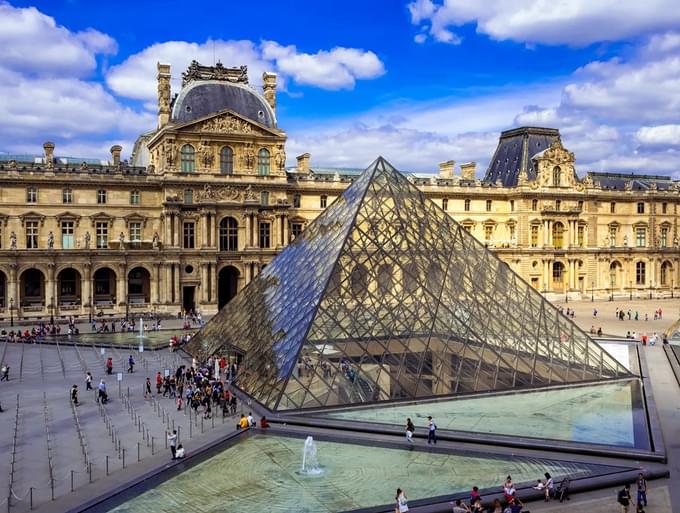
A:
[320,380,645,448]
[72,330,184,347]
[109,434,607,513]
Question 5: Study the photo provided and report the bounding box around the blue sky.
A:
[2,0,680,177]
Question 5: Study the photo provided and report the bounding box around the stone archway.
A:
[218,266,240,309]
[128,267,151,304]
[57,268,82,306]
[20,268,45,307]
[552,261,565,292]
[93,267,117,306]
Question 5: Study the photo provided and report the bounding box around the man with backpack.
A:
[617,483,634,513]
[427,416,437,445]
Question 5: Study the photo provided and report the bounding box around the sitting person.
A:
[175,444,185,459]
[260,416,270,428]
[238,414,249,429]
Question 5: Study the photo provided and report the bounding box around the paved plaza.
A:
[0,297,678,512]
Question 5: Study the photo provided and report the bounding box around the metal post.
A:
[212,414,214,429]
[591,281,594,302]
[201,417,204,434]
[152,437,155,455]
[177,426,181,444]
[106,455,109,476]
[71,470,74,492]
[137,442,140,462]
[189,420,192,439]
[29,487,33,510]
[630,280,633,300]
[122,448,126,468]
[89,463,92,483]
[50,478,55,501]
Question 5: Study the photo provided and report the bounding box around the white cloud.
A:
[636,124,680,146]
[408,0,680,46]
[107,39,385,103]
[0,2,116,77]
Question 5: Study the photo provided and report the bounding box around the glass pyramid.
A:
[187,157,631,411]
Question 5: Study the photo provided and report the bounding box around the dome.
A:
[171,80,276,128]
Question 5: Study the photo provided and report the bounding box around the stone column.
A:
[173,263,180,307]
[46,263,55,313]
[200,264,208,303]
[245,214,252,249]
[543,220,548,246]
[8,263,17,318]
[164,213,171,248]
[82,263,92,316]
[244,262,252,284]
[117,263,127,310]
[210,263,217,304]
[164,264,172,304]
[283,215,289,246]
[151,263,160,305]
[543,259,550,291]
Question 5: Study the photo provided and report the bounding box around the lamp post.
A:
[126,293,130,322]
[629,280,632,301]
[649,281,653,300]
[672,278,674,299]
[591,281,594,302]
[9,297,13,327]
[50,295,54,325]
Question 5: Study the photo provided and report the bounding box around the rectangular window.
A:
[442,198,448,211]
[578,200,583,210]
[509,199,514,212]
[293,193,301,208]
[129,222,141,242]
[26,187,37,203]
[636,227,646,247]
[130,190,140,205]
[530,225,539,247]
[662,202,668,214]
[636,262,646,285]
[660,227,668,248]
[61,221,74,249]
[463,224,472,233]
[577,225,584,247]
[183,222,195,249]
[320,195,327,209]
[184,189,193,204]
[464,199,471,212]
[555,200,561,211]
[484,225,493,241]
[532,199,538,211]
[509,224,515,240]
[486,199,492,212]
[609,226,617,247]
[259,222,271,248]
[637,202,645,214]
[62,188,72,204]
[291,223,303,240]
[95,222,108,249]
[26,221,39,248]
[97,189,107,204]
[610,202,616,213]
[261,191,269,206]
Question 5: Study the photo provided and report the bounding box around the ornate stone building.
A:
[0,62,678,323]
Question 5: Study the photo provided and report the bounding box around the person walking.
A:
[617,483,634,513]
[145,377,152,398]
[156,371,162,394]
[167,430,178,459]
[70,384,79,405]
[636,473,647,507]
[127,355,135,373]
[405,417,415,443]
[426,416,437,445]
[85,371,93,391]
[1,364,9,381]
[98,379,108,404]
[105,357,113,375]
[395,488,409,512]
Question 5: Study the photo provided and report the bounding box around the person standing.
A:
[395,488,408,512]
[106,357,113,375]
[85,371,93,391]
[1,364,9,381]
[145,377,152,398]
[70,384,79,405]
[98,379,108,404]
[167,430,178,459]
[636,473,647,507]
[127,355,135,373]
[617,483,634,513]
[405,418,415,443]
[156,371,162,394]
[427,416,437,445]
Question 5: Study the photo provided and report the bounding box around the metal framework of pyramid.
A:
[187,157,631,412]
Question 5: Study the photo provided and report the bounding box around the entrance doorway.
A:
[218,266,240,309]
[182,286,195,313]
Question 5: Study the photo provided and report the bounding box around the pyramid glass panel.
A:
[186,157,631,411]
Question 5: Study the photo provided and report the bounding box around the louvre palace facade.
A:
[0,61,678,323]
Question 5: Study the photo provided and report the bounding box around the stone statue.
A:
[623,234,628,247]
[275,144,286,171]
[244,143,255,170]
[675,236,679,247]
[119,232,125,249]
[244,185,257,201]
[84,231,91,249]
[152,232,160,249]
[9,231,17,250]
[199,142,214,168]
[164,140,176,168]
[47,231,54,249]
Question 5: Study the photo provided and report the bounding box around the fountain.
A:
[300,436,323,475]
[138,317,145,338]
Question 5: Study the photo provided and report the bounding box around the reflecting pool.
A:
[71,330,182,347]
[108,434,616,513]
[319,380,648,449]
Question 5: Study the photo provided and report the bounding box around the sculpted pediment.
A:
[196,183,242,203]
[178,110,277,137]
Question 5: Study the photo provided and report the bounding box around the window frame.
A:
[636,261,646,285]
[26,187,37,204]
[220,146,234,175]
[485,199,492,212]
[61,221,75,249]
[637,202,645,214]
[259,221,271,248]
[96,189,107,204]
[62,188,73,204]
[257,148,270,176]
[180,144,195,173]
[95,221,108,249]
[183,222,195,249]
[26,221,39,249]
[130,190,140,205]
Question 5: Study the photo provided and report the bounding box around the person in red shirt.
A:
[156,371,162,394]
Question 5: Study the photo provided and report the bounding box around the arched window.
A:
[220,147,233,175]
[257,148,270,176]
[552,262,564,282]
[180,144,195,173]
[350,264,368,298]
[636,261,646,285]
[219,217,238,251]
[377,264,393,294]
[552,222,564,249]
[609,261,621,287]
[553,166,562,186]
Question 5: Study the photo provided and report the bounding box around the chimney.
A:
[157,62,171,128]
[110,145,122,166]
[296,153,311,174]
[262,72,277,114]
[43,141,55,165]
[460,162,477,180]
[438,160,455,179]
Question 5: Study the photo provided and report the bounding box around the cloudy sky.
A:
[2,0,680,177]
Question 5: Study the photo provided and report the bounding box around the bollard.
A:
[189,420,193,439]
[106,455,109,476]
[88,462,92,483]
[51,478,55,501]
[122,448,126,468]
[165,434,168,449]
[201,417,204,434]
[29,487,33,510]
[151,437,155,455]
[177,425,181,444]
[212,415,215,429]
[71,470,74,492]
[137,442,140,462]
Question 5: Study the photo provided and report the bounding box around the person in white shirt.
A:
[247,412,255,426]
[175,444,185,459]
[544,472,554,501]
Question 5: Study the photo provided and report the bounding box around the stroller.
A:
[555,477,570,502]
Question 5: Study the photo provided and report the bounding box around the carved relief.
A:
[198,142,214,168]
[244,185,257,201]
[243,142,255,170]
[198,113,265,135]
[274,143,286,171]
[196,183,241,203]
[163,140,176,168]
[182,61,248,87]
